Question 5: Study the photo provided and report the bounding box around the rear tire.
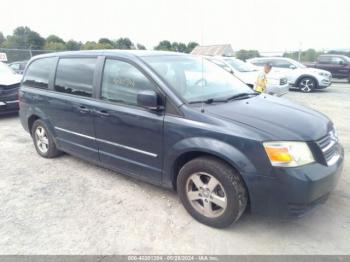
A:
[177,156,247,228]
[298,77,316,93]
[31,119,61,158]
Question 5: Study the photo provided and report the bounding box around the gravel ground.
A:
[0,83,349,255]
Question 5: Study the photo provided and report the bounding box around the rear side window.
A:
[271,59,292,68]
[23,57,56,89]
[54,58,96,97]
[331,57,345,64]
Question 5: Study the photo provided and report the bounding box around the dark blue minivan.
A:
[19,50,344,228]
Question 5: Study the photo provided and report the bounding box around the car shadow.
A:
[0,112,19,120]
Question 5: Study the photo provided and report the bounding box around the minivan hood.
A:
[203,95,331,141]
[0,73,21,86]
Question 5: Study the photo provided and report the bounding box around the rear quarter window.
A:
[22,57,57,89]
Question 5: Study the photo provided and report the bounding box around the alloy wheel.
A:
[300,78,315,92]
[35,126,49,154]
[186,172,227,218]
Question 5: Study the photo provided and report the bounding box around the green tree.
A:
[82,41,99,50]
[154,40,172,51]
[136,43,146,50]
[283,49,322,62]
[327,50,350,57]
[44,42,66,51]
[0,32,5,47]
[98,38,114,46]
[3,26,45,49]
[303,49,318,62]
[236,49,260,61]
[65,40,81,50]
[82,41,113,50]
[46,35,65,44]
[186,42,199,53]
[176,42,187,53]
[114,38,134,49]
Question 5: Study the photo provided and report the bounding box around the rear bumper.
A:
[243,145,344,217]
[0,100,19,115]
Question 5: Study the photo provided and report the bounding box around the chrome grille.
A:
[316,129,340,166]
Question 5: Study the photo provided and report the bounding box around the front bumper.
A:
[0,100,19,115]
[318,76,332,88]
[243,145,344,217]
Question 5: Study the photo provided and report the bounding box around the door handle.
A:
[95,110,110,117]
[77,105,90,114]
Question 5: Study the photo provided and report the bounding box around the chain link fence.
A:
[0,48,56,63]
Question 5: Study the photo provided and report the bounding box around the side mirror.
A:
[289,65,297,69]
[137,90,164,111]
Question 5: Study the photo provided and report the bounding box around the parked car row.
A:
[17,50,344,228]
[8,60,28,75]
[247,57,332,93]
[206,56,289,96]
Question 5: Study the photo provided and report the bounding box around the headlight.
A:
[263,141,314,167]
[319,72,329,77]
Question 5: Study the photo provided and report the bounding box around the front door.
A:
[93,58,164,184]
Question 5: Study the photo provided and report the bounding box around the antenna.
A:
[200,3,205,113]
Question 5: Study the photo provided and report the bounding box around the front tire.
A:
[31,119,61,158]
[298,77,316,92]
[177,156,248,228]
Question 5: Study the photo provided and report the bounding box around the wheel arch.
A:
[28,114,40,136]
[163,137,256,191]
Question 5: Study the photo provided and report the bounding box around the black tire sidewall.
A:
[177,157,245,228]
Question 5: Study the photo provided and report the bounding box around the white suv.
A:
[247,57,332,93]
[206,57,289,96]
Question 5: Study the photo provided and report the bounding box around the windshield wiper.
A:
[188,92,259,104]
[226,92,260,101]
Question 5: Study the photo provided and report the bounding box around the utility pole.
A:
[298,42,302,61]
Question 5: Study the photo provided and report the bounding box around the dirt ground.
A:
[0,83,349,254]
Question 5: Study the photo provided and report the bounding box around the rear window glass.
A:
[54,58,96,97]
[22,57,56,89]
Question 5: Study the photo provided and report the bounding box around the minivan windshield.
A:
[143,55,253,103]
